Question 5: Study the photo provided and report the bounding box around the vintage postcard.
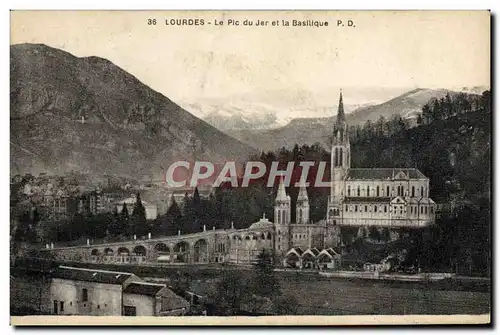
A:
[9,10,491,326]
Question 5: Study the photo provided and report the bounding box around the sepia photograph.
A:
[9,10,491,326]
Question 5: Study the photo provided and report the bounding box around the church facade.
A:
[269,90,436,258]
[325,90,436,229]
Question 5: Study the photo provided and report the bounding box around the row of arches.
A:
[90,239,210,264]
[231,231,273,241]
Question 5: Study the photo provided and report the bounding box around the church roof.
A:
[346,168,427,180]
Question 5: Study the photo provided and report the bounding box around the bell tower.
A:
[327,89,350,224]
[296,184,310,224]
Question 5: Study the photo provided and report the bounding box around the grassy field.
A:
[278,275,490,315]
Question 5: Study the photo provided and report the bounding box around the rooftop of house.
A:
[53,266,136,285]
[160,288,191,312]
[124,282,167,297]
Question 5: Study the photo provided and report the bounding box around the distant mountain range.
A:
[224,88,463,151]
[10,43,489,181]
[10,44,257,182]
[181,101,372,132]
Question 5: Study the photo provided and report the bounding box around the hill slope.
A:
[10,44,257,182]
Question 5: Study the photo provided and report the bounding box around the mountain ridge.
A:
[225,88,461,151]
[10,43,257,182]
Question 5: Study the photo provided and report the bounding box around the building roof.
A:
[347,168,427,180]
[285,247,304,257]
[318,249,335,259]
[124,282,166,297]
[53,266,135,285]
[160,289,191,312]
[248,217,274,230]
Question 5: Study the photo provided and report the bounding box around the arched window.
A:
[386,186,390,197]
[340,148,343,166]
[299,209,303,223]
[364,205,367,212]
[281,211,286,224]
[374,205,377,212]
[367,186,370,197]
[420,186,424,197]
[357,186,360,196]
[384,205,388,213]
[277,210,280,224]
[345,205,348,212]
[355,205,358,212]
[377,186,380,197]
[335,148,339,167]
[412,186,415,197]
[347,186,351,197]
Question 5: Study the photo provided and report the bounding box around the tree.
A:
[368,226,381,241]
[121,203,129,221]
[206,270,253,316]
[422,103,432,124]
[253,249,280,298]
[131,192,147,237]
[381,227,391,242]
[155,196,183,236]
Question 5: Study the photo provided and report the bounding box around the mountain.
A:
[183,102,371,132]
[227,88,457,151]
[10,44,257,182]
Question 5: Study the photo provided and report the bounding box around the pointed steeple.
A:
[275,175,288,202]
[336,89,346,125]
[297,183,309,202]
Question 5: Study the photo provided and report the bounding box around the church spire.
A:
[336,89,346,125]
[275,175,288,202]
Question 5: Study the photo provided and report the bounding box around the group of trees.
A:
[206,250,298,315]
[421,91,490,125]
[11,192,149,249]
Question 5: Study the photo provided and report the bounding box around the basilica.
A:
[260,90,436,260]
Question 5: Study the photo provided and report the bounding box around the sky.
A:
[10,11,490,107]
